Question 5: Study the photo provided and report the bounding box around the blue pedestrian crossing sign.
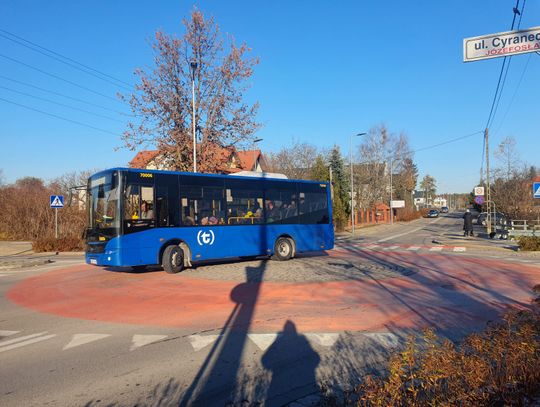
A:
[534,182,540,199]
[50,195,64,208]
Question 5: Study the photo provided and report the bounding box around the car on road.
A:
[426,209,439,218]
[440,206,449,213]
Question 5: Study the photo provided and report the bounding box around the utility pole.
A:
[350,136,355,234]
[389,158,393,224]
[485,128,492,235]
[191,60,198,173]
[329,166,334,200]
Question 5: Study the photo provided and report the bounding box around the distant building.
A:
[413,190,426,208]
[129,145,268,173]
[433,196,447,208]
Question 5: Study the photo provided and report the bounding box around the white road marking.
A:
[453,247,466,252]
[248,333,278,351]
[362,332,400,348]
[0,330,20,337]
[188,334,220,352]
[0,333,56,353]
[63,334,111,350]
[0,332,48,347]
[130,334,168,351]
[429,246,443,252]
[305,333,340,347]
[365,244,378,250]
[377,217,442,243]
[407,246,420,251]
[387,246,400,251]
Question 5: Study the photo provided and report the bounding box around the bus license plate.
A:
[90,259,97,265]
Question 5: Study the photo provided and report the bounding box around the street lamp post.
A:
[190,60,198,173]
[350,132,367,235]
[389,158,394,225]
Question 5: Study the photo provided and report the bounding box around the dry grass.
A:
[517,237,540,252]
[353,305,540,406]
[397,208,425,222]
[0,176,87,251]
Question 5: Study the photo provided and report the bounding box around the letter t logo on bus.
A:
[197,230,215,246]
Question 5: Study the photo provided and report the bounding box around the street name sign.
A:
[50,195,64,208]
[464,26,540,62]
[474,186,484,196]
[534,182,540,199]
[474,196,485,205]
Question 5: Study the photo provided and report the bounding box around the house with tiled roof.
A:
[129,146,268,173]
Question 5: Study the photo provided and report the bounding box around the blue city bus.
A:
[85,168,334,273]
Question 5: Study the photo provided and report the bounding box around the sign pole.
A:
[55,207,58,239]
[485,128,492,236]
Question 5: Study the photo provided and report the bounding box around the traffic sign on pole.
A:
[50,195,64,208]
[474,186,484,196]
[533,182,540,199]
[474,195,485,205]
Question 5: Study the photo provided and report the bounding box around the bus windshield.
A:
[87,172,120,238]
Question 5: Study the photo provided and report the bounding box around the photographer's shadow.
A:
[262,320,320,406]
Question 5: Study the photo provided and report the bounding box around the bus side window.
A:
[298,186,329,224]
[156,186,169,227]
[225,182,263,225]
[124,184,155,232]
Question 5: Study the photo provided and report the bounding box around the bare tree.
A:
[420,174,437,205]
[266,140,319,179]
[354,124,414,208]
[121,9,261,172]
[494,136,520,181]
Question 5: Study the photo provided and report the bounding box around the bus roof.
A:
[92,167,329,185]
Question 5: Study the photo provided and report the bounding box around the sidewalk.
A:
[0,241,84,270]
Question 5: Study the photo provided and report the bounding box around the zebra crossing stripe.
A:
[0,333,56,353]
[0,330,19,337]
[429,247,443,252]
[407,246,420,251]
[387,246,400,250]
[63,334,111,350]
[453,247,466,252]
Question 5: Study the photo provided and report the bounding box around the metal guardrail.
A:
[508,220,540,236]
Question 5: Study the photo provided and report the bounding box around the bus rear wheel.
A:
[162,245,184,274]
[274,237,293,261]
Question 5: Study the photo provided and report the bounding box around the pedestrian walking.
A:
[463,209,474,237]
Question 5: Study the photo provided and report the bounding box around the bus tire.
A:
[274,237,293,261]
[162,245,184,274]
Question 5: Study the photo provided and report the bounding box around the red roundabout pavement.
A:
[6,252,539,333]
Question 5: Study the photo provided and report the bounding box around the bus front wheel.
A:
[274,237,293,261]
[162,245,184,274]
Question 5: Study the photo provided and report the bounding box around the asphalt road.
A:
[0,213,538,406]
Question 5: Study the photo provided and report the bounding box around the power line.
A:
[0,74,131,116]
[412,131,484,154]
[493,52,532,137]
[0,28,133,90]
[0,96,119,136]
[484,0,523,130]
[0,85,125,123]
[0,53,122,103]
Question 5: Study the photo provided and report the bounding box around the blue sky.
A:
[0,0,538,192]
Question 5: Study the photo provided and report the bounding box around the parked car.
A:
[426,209,439,218]
[440,206,449,213]
[476,212,509,226]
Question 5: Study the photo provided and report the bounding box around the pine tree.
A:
[328,146,349,230]
[309,155,329,181]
